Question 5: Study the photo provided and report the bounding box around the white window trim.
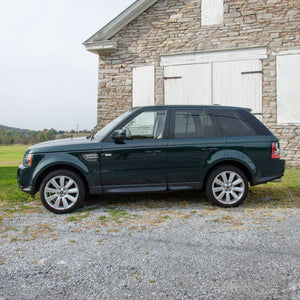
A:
[161,47,268,67]
[272,49,300,56]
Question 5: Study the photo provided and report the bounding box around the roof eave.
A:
[83,0,159,53]
[84,41,118,54]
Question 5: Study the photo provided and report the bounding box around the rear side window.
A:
[214,110,257,137]
[204,111,222,137]
[172,110,204,138]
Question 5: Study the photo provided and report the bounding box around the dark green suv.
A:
[18,105,285,213]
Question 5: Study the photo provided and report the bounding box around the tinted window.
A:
[204,111,222,137]
[122,110,166,140]
[238,110,271,136]
[214,110,257,137]
[173,110,204,138]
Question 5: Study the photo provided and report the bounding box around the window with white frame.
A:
[201,0,224,26]
[276,53,300,124]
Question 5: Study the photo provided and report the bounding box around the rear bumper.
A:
[252,159,285,186]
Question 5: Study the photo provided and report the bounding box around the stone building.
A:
[84,0,300,166]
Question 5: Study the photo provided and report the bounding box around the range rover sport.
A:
[18,105,285,213]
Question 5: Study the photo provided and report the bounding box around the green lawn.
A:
[0,145,29,167]
[0,145,36,217]
[247,167,300,208]
[0,145,299,218]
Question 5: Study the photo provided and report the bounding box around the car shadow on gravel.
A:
[81,184,300,213]
[84,190,209,211]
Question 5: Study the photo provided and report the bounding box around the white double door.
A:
[164,59,262,114]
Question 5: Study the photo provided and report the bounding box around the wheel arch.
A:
[203,160,255,189]
[33,164,90,195]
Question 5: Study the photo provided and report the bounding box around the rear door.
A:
[167,109,226,190]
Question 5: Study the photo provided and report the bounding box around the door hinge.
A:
[241,71,263,75]
[163,76,182,80]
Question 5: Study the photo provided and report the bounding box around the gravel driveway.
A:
[1,193,300,299]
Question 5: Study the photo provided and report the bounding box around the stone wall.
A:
[97,0,300,166]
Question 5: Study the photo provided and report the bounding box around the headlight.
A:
[23,153,33,167]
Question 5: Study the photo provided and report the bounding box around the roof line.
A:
[83,0,159,46]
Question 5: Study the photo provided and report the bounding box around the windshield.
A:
[93,109,134,141]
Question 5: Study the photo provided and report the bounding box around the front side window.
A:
[123,110,166,140]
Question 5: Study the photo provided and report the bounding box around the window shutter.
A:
[132,66,155,107]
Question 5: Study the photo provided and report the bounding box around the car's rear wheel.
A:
[205,165,248,207]
[40,170,85,214]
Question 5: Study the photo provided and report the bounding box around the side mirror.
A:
[112,129,126,142]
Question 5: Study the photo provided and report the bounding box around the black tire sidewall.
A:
[40,169,85,214]
[205,165,248,208]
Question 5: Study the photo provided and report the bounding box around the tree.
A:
[38,132,46,142]
[46,128,57,140]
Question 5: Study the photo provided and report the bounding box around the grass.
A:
[246,168,300,208]
[0,145,29,167]
[0,145,38,219]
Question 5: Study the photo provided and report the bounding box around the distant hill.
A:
[0,124,31,133]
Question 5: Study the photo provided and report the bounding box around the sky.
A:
[0,0,136,131]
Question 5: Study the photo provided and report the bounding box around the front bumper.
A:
[17,164,35,196]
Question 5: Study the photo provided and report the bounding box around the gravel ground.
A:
[1,194,300,299]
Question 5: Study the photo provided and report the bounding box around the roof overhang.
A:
[83,0,159,54]
[84,41,118,54]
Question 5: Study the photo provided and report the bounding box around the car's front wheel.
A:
[205,165,248,208]
[40,170,85,214]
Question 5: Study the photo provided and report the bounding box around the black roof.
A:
[134,105,251,111]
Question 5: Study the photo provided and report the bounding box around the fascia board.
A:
[84,41,118,54]
[83,0,158,45]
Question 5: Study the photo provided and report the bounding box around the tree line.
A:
[0,127,92,145]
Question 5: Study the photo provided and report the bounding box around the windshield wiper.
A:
[87,133,95,140]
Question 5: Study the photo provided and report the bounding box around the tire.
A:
[205,165,248,208]
[39,169,86,214]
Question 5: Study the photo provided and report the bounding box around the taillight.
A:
[271,142,280,159]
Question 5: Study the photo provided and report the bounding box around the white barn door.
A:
[164,64,211,105]
[213,60,262,114]
[163,50,264,115]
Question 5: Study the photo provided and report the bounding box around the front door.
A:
[101,109,168,193]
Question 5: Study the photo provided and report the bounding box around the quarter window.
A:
[214,110,257,137]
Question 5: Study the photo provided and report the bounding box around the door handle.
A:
[201,147,218,151]
[145,150,161,156]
